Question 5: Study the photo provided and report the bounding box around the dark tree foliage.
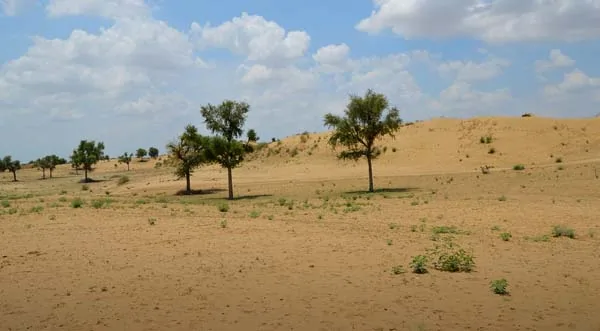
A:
[118,152,133,171]
[148,147,159,158]
[71,140,105,182]
[166,125,211,194]
[247,129,259,143]
[136,148,147,160]
[324,89,402,192]
[200,100,250,200]
[1,156,21,182]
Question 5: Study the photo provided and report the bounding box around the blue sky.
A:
[1,0,599,161]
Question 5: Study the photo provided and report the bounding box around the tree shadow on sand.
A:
[174,188,226,196]
[344,187,420,195]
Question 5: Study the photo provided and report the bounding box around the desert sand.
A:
[1,116,600,331]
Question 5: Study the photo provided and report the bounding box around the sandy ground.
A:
[1,116,600,331]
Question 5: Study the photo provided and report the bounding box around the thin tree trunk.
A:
[12,171,17,182]
[42,169,46,179]
[185,172,191,194]
[127,163,130,171]
[84,168,88,182]
[49,169,53,178]
[227,166,234,200]
[367,154,374,193]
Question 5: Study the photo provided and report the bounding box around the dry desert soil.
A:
[2,116,600,331]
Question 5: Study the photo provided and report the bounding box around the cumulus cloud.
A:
[46,0,150,18]
[543,69,600,96]
[1,0,35,16]
[190,12,310,64]
[535,49,575,73]
[357,0,600,42]
[438,57,510,82]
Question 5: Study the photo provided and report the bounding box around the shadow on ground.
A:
[174,188,226,196]
[344,187,420,195]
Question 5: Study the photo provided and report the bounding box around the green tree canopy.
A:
[166,124,211,194]
[324,89,402,192]
[1,156,21,182]
[136,148,147,160]
[71,140,105,182]
[200,100,250,200]
[118,152,133,171]
[247,129,259,143]
[148,147,159,158]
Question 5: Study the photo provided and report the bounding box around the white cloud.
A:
[191,12,310,64]
[438,57,510,82]
[357,0,600,42]
[543,68,600,96]
[46,0,150,18]
[535,49,575,73]
[1,0,35,15]
[313,43,351,73]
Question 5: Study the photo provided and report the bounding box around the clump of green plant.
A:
[389,222,398,230]
[92,199,105,209]
[391,265,406,275]
[71,198,84,208]
[552,225,575,239]
[431,225,461,235]
[48,215,56,221]
[249,210,260,218]
[278,198,287,206]
[480,135,493,144]
[490,279,509,295]
[513,164,525,171]
[498,195,507,202]
[428,240,475,273]
[220,219,227,228]
[81,184,89,191]
[410,255,429,274]
[386,239,393,246]
[1,200,10,208]
[148,217,157,226]
[60,190,68,195]
[217,202,229,213]
[117,175,130,186]
[500,232,512,241]
[30,205,44,213]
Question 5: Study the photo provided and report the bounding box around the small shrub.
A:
[118,176,130,186]
[488,147,496,154]
[1,200,10,208]
[555,157,563,163]
[386,239,393,246]
[498,195,507,202]
[429,241,475,273]
[278,198,287,206]
[249,210,260,218]
[81,184,89,191]
[513,164,525,171]
[389,223,398,230]
[217,202,229,213]
[8,207,18,215]
[490,279,509,295]
[391,265,406,275]
[500,232,512,241]
[432,226,461,235]
[60,190,68,195]
[58,197,67,202]
[410,255,429,274]
[30,206,44,213]
[552,225,575,239]
[48,215,56,221]
[148,217,157,226]
[71,198,84,208]
[220,219,227,228]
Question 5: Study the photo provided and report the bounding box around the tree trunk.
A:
[49,169,53,178]
[367,154,374,193]
[11,170,17,182]
[42,169,46,179]
[185,171,191,194]
[127,163,130,171]
[227,166,234,200]
[84,168,88,182]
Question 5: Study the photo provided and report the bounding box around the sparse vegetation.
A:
[410,255,429,274]
[500,232,512,241]
[71,198,84,208]
[513,164,525,171]
[490,279,509,295]
[552,225,575,239]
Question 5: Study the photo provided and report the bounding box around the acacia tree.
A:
[136,148,147,160]
[71,140,105,182]
[166,125,210,194]
[247,129,259,143]
[1,156,21,182]
[200,100,250,200]
[324,89,401,193]
[34,157,50,179]
[118,152,133,171]
[148,147,159,159]
[44,155,61,178]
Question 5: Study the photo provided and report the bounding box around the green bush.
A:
[552,225,575,239]
[71,198,84,208]
[410,255,429,274]
[490,279,509,295]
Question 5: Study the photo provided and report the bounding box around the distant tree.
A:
[247,129,259,143]
[166,125,211,194]
[201,100,250,200]
[1,156,21,182]
[324,89,402,193]
[118,152,133,171]
[44,155,61,178]
[71,140,105,182]
[136,148,147,160]
[148,147,159,159]
[34,157,50,179]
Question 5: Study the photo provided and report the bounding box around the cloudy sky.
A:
[1,0,599,161]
